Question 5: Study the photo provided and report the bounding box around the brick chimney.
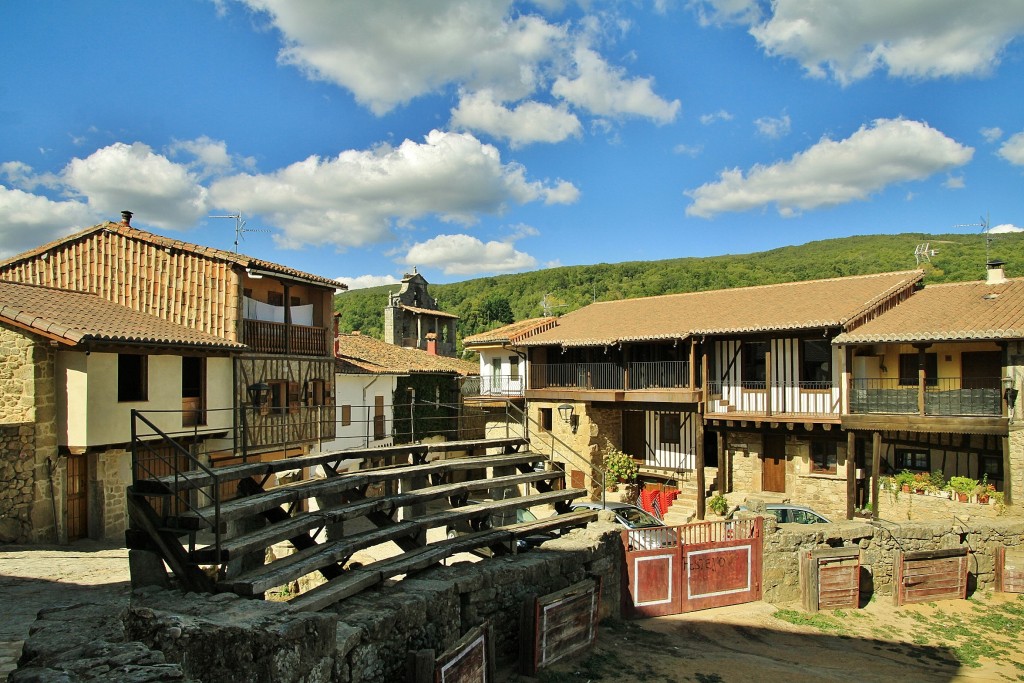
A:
[425,332,438,355]
[121,210,133,226]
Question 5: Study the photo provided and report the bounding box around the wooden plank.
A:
[435,623,491,683]
[534,579,600,671]
[903,547,968,562]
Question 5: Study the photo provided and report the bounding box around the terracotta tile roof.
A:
[834,278,1024,344]
[0,222,345,290]
[399,303,459,319]
[463,317,558,346]
[521,271,924,347]
[335,334,478,375]
[0,281,245,350]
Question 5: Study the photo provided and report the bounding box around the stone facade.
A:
[528,400,622,496]
[759,516,1024,603]
[0,322,60,543]
[13,522,623,683]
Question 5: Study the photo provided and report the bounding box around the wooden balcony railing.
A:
[242,319,331,356]
[849,377,1002,416]
[706,381,840,417]
[529,362,692,392]
[461,374,525,398]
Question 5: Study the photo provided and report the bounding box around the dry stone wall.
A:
[13,522,623,683]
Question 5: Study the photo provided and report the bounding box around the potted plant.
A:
[707,493,729,517]
[602,439,638,493]
[975,475,995,504]
[929,469,946,497]
[946,476,978,503]
[894,469,916,494]
[912,472,930,494]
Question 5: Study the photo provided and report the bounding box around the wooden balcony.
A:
[527,362,700,403]
[242,319,331,356]
[843,377,1008,435]
[705,381,840,421]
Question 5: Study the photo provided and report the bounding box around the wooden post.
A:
[623,345,631,391]
[689,339,697,389]
[917,344,927,416]
[765,343,773,417]
[846,430,856,520]
[283,282,292,354]
[1003,435,1013,506]
[696,421,706,520]
[719,431,727,493]
[717,429,726,495]
[871,431,881,521]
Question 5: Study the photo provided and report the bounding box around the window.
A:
[118,354,148,402]
[492,357,502,382]
[801,339,832,384]
[539,407,553,431]
[981,455,1003,480]
[899,353,937,386]
[659,413,680,445]
[509,356,520,380]
[810,440,837,475]
[267,380,289,415]
[894,449,929,471]
[181,356,206,426]
[267,291,284,306]
[742,341,768,386]
[374,395,386,440]
[290,296,301,307]
[305,380,325,406]
[341,404,352,426]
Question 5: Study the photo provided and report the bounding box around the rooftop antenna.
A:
[913,243,937,265]
[952,211,993,265]
[208,211,270,252]
[540,293,569,317]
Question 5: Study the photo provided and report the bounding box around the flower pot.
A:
[902,485,911,493]
[957,493,968,502]
[978,494,990,504]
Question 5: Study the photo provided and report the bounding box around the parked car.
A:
[730,503,831,524]
[446,500,554,555]
[569,500,670,550]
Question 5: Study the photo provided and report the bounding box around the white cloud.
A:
[234,2,679,134]
[450,90,582,148]
[707,0,1024,84]
[673,143,703,156]
[167,136,256,178]
[0,162,59,192]
[62,142,209,228]
[981,127,1004,143]
[699,109,733,125]
[403,233,537,275]
[942,175,965,189]
[0,185,97,258]
[988,224,1024,234]
[335,274,400,290]
[552,46,680,123]
[209,129,577,250]
[686,118,974,218]
[998,132,1024,166]
[754,113,791,139]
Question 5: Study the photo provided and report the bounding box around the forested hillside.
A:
[333,232,1024,352]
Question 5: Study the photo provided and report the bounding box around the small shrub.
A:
[602,439,638,485]
[707,493,728,516]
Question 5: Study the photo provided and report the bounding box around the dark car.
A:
[730,503,831,524]
[446,500,554,554]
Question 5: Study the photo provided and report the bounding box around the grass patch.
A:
[773,609,848,634]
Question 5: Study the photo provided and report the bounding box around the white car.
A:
[570,501,672,550]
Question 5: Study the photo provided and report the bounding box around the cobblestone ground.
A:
[0,541,131,681]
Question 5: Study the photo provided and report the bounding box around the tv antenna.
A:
[208,211,270,252]
[952,212,994,264]
[540,293,569,317]
[913,243,937,265]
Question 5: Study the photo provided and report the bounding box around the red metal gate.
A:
[623,517,763,616]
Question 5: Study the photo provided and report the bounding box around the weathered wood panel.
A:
[996,546,1024,593]
[895,547,968,606]
[681,517,763,612]
[522,579,600,675]
[433,622,493,683]
[799,546,860,612]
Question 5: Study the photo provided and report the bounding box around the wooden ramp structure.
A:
[126,412,596,612]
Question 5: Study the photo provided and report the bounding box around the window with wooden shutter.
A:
[374,395,386,440]
[341,405,352,426]
[288,382,300,414]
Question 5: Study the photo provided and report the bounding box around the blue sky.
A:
[2,1,1023,289]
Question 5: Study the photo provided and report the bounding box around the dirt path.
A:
[505,594,1024,683]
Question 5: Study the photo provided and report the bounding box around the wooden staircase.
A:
[126,433,596,612]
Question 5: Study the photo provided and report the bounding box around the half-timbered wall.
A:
[0,227,241,341]
[642,410,699,470]
[708,337,841,417]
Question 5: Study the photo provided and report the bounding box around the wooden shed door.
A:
[762,434,786,493]
[66,453,88,541]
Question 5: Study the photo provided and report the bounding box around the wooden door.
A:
[622,411,647,462]
[762,434,786,493]
[66,453,88,541]
[962,351,1001,389]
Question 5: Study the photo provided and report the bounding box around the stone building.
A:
[0,280,242,542]
[383,271,458,356]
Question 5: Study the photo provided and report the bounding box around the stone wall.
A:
[760,516,1024,604]
[0,323,60,543]
[14,522,623,683]
[96,447,132,541]
[877,488,1006,522]
[528,400,621,496]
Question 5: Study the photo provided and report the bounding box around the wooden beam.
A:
[846,430,856,520]
[696,420,706,520]
[1003,435,1013,506]
[871,432,881,521]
